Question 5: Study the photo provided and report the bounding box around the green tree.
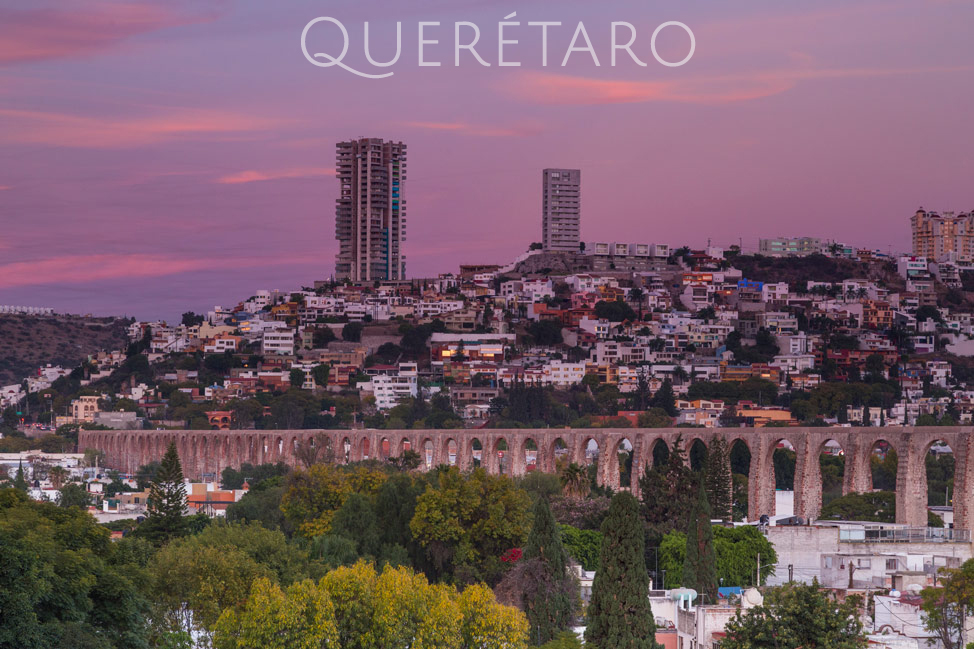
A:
[722,581,865,649]
[650,379,677,416]
[58,483,90,509]
[559,525,602,571]
[331,493,380,558]
[342,321,364,342]
[521,499,577,644]
[640,434,695,540]
[181,312,205,327]
[140,441,188,543]
[12,461,27,492]
[660,526,776,589]
[289,367,306,388]
[820,491,895,522]
[637,408,673,428]
[594,300,637,322]
[920,558,974,649]
[312,363,331,388]
[560,463,590,500]
[682,479,717,602]
[410,467,531,584]
[0,489,151,648]
[528,320,564,346]
[705,435,733,521]
[585,492,660,649]
[539,631,583,649]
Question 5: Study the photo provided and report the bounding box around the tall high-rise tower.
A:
[541,168,581,252]
[335,138,407,281]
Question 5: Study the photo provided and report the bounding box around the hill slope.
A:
[0,314,130,386]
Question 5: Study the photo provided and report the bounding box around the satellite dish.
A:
[907,584,922,594]
[889,590,901,598]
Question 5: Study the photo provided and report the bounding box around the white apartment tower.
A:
[542,168,581,252]
[335,138,407,281]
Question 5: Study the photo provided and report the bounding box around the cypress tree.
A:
[704,436,733,522]
[586,492,660,649]
[523,498,576,644]
[639,434,694,539]
[142,441,188,542]
[650,379,677,417]
[683,478,718,602]
[13,461,28,492]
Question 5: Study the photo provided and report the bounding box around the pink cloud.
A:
[0,107,282,148]
[0,254,209,289]
[216,167,336,185]
[0,252,327,289]
[503,64,973,106]
[0,185,11,191]
[0,3,212,65]
[501,72,793,106]
[404,121,538,137]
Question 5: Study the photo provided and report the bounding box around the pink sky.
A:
[1,0,973,319]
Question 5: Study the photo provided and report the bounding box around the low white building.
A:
[368,374,418,410]
[262,329,296,356]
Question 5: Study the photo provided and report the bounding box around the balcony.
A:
[838,526,971,543]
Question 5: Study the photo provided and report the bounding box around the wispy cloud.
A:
[216,167,336,185]
[503,65,973,106]
[0,254,209,289]
[404,120,538,137]
[0,107,282,148]
[0,3,214,66]
[0,185,11,191]
[0,252,325,289]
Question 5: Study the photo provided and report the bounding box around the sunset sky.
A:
[1,0,973,320]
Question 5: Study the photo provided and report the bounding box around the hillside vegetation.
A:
[0,314,129,385]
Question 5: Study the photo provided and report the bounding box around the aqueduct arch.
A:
[78,426,974,533]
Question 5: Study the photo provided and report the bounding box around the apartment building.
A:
[262,329,296,356]
[758,236,822,257]
[335,138,407,281]
[542,168,581,252]
[912,209,974,261]
[369,374,418,409]
[71,395,101,423]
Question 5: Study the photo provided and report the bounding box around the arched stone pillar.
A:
[792,431,821,521]
[952,431,974,535]
[454,435,471,470]
[603,434,623,491]
[895,433,927,527]
[842,432,873,495]
[748,435,775,520]
[484,436,501,474]
[509,437,527,477]
[630,433,650,491]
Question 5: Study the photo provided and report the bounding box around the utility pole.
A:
[757,552,760,586]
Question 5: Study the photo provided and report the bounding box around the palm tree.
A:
[49,466,69,490]
[560,462,590,499]
[628,287,646,321]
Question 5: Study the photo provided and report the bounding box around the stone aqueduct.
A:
[79,427,974,533]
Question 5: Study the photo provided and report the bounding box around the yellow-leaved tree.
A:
[279,465,387,537]
[213,577,339,649]
[213,561,528,649]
